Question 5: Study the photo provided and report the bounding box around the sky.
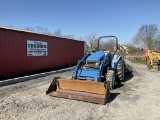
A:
[0,0,160,44]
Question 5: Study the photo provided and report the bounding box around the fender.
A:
[111,55,121,69]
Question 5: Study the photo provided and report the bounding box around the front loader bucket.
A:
[46,77,110,105]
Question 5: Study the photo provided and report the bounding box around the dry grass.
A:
[127,58,146,65]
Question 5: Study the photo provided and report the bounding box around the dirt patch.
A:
[0,61,160,120]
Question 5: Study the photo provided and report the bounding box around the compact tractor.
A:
[46,36,126,104]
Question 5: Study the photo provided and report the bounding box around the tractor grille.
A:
[87,62,95,68]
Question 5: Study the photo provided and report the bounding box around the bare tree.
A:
[34,26,52,35]
[53,29,63,37]
[63,34,74,39]
[154,34,160,49]
[42,28,52,35]
[84,32,97,49]
[23,27,35,32]
[101,39,115,51]
[136,24,159,49]
[77,36,85,41]
[35,26,45,33]
[125,44,141,55]
[5,25,81,40]
[131,34,144,49]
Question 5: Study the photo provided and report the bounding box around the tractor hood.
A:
[86,51,105,61]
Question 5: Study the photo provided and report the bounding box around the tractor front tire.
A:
[106,70,116,90]
[117,59,125,82]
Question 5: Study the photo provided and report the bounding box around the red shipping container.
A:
[0,27,84,78]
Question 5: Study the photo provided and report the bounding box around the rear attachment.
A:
[46,77,110,105]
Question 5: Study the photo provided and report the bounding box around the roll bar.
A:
[97,36,118,51]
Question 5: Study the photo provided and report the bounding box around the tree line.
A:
[131,24,160,50]
[5,25,75,39]
[5,24,160,51]
[85,24,160,52]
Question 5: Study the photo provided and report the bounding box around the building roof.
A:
[0,26,84,42]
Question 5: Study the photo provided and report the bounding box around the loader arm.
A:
[72,53,90,79]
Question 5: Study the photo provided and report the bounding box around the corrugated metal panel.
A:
[0,28,84,78]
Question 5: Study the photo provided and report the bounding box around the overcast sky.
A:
[0,0,160,44]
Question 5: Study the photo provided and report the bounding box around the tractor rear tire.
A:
[117,59,125,82]
[106,70,115,90]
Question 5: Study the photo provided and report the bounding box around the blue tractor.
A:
[71,36,125,89]
[46,36,125,104]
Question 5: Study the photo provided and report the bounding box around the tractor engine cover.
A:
[86,51,105,61]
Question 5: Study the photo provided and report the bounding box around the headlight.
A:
[95,62,100,68]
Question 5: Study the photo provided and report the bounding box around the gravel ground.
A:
[0,60,160,120]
